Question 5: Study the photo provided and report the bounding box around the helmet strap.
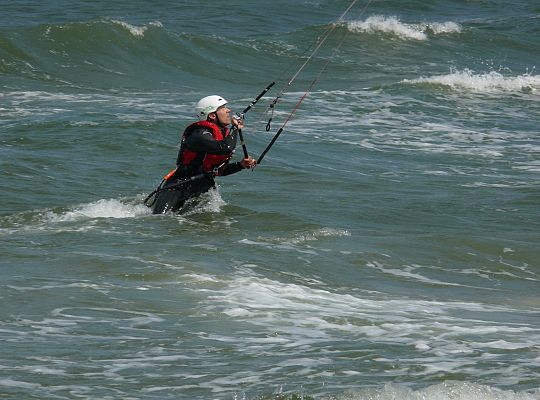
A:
[212,111,227,128]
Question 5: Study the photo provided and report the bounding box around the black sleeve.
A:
[220,161,244,176]
[185,128,238,155]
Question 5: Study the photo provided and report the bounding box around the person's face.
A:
[212,104,231,125]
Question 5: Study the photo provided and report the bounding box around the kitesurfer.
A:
[151,95,256,214]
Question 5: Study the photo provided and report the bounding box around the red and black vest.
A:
[177,120,232,176]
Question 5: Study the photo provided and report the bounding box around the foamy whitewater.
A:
[347,15,462,40]
[1,0,539,399]
[109,19,163,38]
[403,69,540,93]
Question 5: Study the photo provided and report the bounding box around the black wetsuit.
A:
[152,126,243,214]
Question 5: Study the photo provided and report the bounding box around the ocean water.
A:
[1,0,539,399]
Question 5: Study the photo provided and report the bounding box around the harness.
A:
[143,121,232,208]
[178,120,232,175]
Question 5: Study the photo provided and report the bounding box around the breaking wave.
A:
[347,15,462,41]
[402,68,540,93]
[108,19,163,38]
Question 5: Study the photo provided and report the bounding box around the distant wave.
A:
[402,68,540,93]
[0,19,171,83]
[37,18,168,45]
[0,18,273,87]
[347,15,462,40]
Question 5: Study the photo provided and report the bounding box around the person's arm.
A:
[220,157,257,176]
[185,128,237,154]
[220,161,244,176]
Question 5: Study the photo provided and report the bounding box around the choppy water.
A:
[1,1,539,399]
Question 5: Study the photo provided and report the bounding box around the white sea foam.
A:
[51,307,165,325]
[109,20,163,38]
[239,228,350,256]
[7,282,113,292]
[348,15,427,40]
[290,87,538,161]
[192,268,540,387]
[288,227,350,244]
[50,198,150,222]
[0,379,42,390]
[204,269,538,338]
[182,188,226,215]
[514,160,540,173]
[2,90,192,124]
[366,261,467,287]
[0,193,223,236]
[403,69,540,93]
[340,382,540,400]
[426,21,463,34]
[0,203,140,236]
[347,16,462,41]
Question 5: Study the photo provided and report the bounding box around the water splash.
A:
[50,198,150,222]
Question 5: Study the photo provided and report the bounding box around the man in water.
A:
[151,95,257,214]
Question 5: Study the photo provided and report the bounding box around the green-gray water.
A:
[1,1,539,398]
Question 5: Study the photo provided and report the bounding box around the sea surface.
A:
[1,0,539,399]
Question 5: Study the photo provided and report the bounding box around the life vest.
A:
[178,120,232,175]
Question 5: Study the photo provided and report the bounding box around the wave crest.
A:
[402,68,540,93]
[108,19,163,38]
[347,15,462,41]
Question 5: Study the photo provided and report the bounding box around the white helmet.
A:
[195,95,227,121]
